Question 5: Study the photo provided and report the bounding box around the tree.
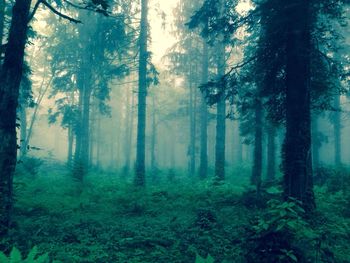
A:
[135,0,149,186]
[0,0,32,236]
[266,123,276,181]
[214,47,226,182]
[0,0,5,46]
[199,40,209,180]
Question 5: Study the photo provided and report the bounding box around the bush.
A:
[0,246,56,263]
[17,156,43,177]
[245,198,319,263]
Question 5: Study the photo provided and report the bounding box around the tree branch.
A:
[28,0,43,23]
[42,0,81,23]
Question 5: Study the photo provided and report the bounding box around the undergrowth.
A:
[1,163,349,262]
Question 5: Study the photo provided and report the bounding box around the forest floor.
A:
[2,161,350,263]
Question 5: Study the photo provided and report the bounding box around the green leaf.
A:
[0,251,9,263]
[195,253,215,263]
[9,247,22,263]
[266,186,282,194]
[25,246,38,261]
[287,252,298,262]
[35,253,49,263]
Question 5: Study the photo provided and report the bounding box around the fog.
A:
[1,0,350,261]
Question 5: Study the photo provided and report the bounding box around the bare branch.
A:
[42,0,81,24]
[28,0,43,23]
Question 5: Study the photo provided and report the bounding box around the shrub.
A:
[245,198,319,263]
[0,246,57,263]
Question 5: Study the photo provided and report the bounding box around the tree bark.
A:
[266,123,276,181]
[333,94,341,166]
[283,0,315,210]
[214,43,226,182]
[67,123,74,166]
[0,0,31,235]
[311,114,320,170]
[0,0,5,47]
[150,95,157,180]
[135,0,148,186]
[188,64,197,177]
[19,105,27,158]
[251,98,263,194]
[124,86,133,174]
[199,41,208,180]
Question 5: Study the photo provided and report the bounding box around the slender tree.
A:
[333,94,342,166]
[199,41,209,180]
[266,123,276,181]
[251,98,263,194]
[214,43,226,182]
[0,0,5,47]
[135,0,148,186]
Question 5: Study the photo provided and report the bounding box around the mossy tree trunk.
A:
[0,0,31,235]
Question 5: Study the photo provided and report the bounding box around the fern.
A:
[195,253,215,263]
[0,246,57,263]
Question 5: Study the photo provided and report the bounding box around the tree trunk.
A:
[24,76,52,156]
[0,0,31,236]
[135,0,148,186]
[0,0,5,47]
[124,86,133,174]
[251,98,263,194]
[188,66,197,176]
[96,113,101,168]
[67,123,74,166]
[74,89,83,176]
[19,105,27,158]
[214,43,226,182]
[199,41,208,180]
[311,114,320,170]
[150,95,157,180]
[283,0,315,210]
[333,94,341,166]
[266,123,276,181]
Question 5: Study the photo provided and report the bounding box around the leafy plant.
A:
[0,246,56,263]
[195,253,214,263]
[246,198,319,263]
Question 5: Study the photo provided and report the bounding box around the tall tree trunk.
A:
[214,43,226,182]
[96,113,101,168]
[124,86,133,174]
[251,98,263,194]
[199,41,209,180]
[150,95,157,180]
[19,106,27,158]
[73,24,92,180]
[189,66,197,176]
[266,124,276,181]
[89,105,94,167]
[237,120,243,164]
[311,114,320,170]
[0,0,31,235]
[80,82,91,172]
[0,0,5,47]
[333,94,341,166]
[135,0,148,186]
[283,0,315,210]
[67,123,74,166]
[24,76,52,156]
[74,89,83,176]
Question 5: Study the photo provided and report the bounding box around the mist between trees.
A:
[0,0,350,262]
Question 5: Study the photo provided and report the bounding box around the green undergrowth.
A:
[1,164,350,262]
